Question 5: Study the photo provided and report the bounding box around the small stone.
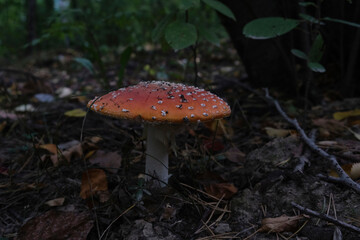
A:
[214,223,231,234]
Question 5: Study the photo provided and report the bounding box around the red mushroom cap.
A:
[87,81,231,124]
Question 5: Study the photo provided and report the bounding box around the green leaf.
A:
[179,0,200,10]
[299,13,324,25]
[307,62,326,73]
[198,26,220,45]
[243,17,299,39]
[308,33,324,62]
[152,15,174,42]
[298,2,318,7]
[165,21,197,50]
[73,57,95,74]
[323,17,360,28]
[291,49,308,60]
[202,0,236,21]
[118,46,132,87]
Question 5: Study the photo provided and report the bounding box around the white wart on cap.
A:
[87,81,231,123]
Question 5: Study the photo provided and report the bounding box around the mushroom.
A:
[87,81,231,187]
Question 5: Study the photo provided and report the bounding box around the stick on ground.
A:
[291,202,360,234]
[264,89,360,194]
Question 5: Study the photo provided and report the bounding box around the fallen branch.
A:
[291,202,360,234]
[264,89,360,194]
[293,129,316,174]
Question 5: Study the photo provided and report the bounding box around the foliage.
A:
[153,0,234,50]
[1,0,231,55]
[1,0,233,88]
[242,2,360,74]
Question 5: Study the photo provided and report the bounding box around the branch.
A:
[264,89,360,194]
[291,202,360,234]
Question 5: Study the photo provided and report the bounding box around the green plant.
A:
[153,0,235,50]
[242,3,360,74]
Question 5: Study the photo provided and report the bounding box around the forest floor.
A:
[0,43,360,240]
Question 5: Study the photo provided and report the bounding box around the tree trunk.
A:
[219,0,360,97]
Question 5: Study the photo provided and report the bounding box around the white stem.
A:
[145,124,170,187]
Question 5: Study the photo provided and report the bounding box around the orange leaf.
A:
[204,182,238,200]
[80,169,108,200]
[38,144,58,155]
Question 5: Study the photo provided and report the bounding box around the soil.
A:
[0,44,360,240]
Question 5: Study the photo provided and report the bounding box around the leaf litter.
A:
[1,46,360,240]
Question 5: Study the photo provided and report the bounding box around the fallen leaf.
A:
[333,109,360,121]
[45,197,65,207]
[38,144,58,155]
[330,163,360,180]
[225,146,246,163]
[259,214,304,233]
[39,141,82,166]
[60,142,82,163]
[160,203,177,221]
[56,87,73,98]
[64,108,86,117]
[17,210,93,240]
[346,127,360,141]
[204,182,238,200]
[84,150,97,160]
[312,118,346,137]
[0,121,7,132]
[89,150,122,173]
[80,169,108,200]
[264,127,291,138]
[203,138,225,153]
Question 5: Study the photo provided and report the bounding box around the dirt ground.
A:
[1,45,360,239]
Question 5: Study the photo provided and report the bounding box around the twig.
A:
[99,203,136,240]
[264,88,360,194]
[293,129,315,174]
[194,194,225,234]
[291,202,360,234]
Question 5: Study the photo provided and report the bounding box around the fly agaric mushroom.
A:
[87,81,231,187]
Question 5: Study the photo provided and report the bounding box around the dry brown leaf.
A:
[61,143,82,163]
[160,203,177,221]
[330,163,360,180]
[89,150,122,173]
[80,169,108,200]
[204,182,238,200]
[312,118,346,137]
[259,214,304,233]
[17,210,93,240]
[39,140,83,166]
[264,127,291,138]
[0,121,7,132]
[225,146,246,164]
[45,197,65,207]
